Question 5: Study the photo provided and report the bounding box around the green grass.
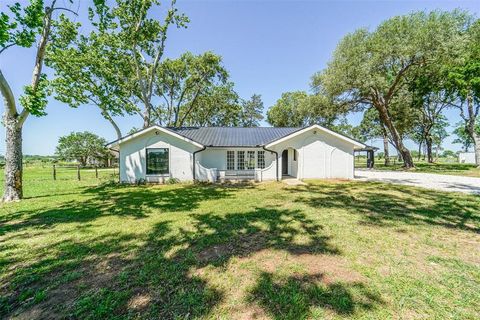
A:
[355,158,480,177]
[0,166,479,319]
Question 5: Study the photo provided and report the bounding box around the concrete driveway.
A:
[355,169,480,195]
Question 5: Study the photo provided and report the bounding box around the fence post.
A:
[77,165,81,181]
[95,166,98,179]
[53,164,56,180]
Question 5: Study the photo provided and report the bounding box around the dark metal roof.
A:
[167,127,303,147]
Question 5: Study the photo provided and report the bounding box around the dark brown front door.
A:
[282,150,288,175]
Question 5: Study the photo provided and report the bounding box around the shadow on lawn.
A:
[0,183,383,319]
[290,181,480,233]
[0,182,236,236]
[249,272,380,320]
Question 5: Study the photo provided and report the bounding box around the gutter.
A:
[262,145,279,181]
[192,146,207,180]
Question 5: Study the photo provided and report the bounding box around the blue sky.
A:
[1,0,479,155]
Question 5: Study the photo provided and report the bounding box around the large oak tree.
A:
[314,10,471,168]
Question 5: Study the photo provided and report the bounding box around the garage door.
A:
[302,137,326,178]
[330,148,349,178]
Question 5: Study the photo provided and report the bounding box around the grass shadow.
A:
[248,272,382,320]
[290,181,480,233]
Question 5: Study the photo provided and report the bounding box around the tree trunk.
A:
[102,110,122,139]
[425,136,434,163]
[1,70,23,202]
[375,103,414,168]
[3,114,23,201]
[417,141,422,161]
[382,131,390,166]
[473,132,480,167]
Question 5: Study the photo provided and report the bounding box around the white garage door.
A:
[302,137,326,178]
[330,148,349,178]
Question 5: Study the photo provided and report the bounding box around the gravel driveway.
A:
[355,169,480,194]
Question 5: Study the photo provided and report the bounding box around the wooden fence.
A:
[52,165,118,181]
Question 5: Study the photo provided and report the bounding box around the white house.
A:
[106,124,366,183]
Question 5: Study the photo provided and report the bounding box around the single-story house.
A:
[106,124,366,183]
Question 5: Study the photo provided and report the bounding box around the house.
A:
[458,152,476,164]
[106,124,366,183]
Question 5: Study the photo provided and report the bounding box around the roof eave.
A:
[265,124,366,149]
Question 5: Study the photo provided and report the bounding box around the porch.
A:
[194,147,299,182]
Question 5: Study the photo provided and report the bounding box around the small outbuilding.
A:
[106,124,366,183]
[458,152,476,164]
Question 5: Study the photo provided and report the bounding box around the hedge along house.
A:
[106,124,366,183]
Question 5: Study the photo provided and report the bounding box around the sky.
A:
[1,0,479,156]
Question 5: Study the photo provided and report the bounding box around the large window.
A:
[246,151,255,169]
[257,151,265,169]
[227,151,235,170]
[237,151,245,170]
[146,148,169,175]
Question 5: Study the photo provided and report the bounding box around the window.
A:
[237,151,245,170]
[246,151,255,169]
[257,151,265,169]
[293,150,297,161]
[146,148,169,175]
[227,151,235,170]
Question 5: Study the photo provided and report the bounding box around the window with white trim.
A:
[257,151,265,169]
[246,151,255,169]
[227,151,235,170]
[237,151,245,170]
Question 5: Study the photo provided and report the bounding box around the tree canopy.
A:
[55,131,108,166]
[267,91,334,127]
[313,10,473,167]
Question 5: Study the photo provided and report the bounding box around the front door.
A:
[282,150,288,175]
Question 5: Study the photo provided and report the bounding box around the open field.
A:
[0,167,479,319]
[355,158,480,178]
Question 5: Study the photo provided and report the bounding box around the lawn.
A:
[0,167,479,319]
[355,158,480,177]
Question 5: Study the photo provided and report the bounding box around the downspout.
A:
[193,146,207,181]
[262,145,279,181]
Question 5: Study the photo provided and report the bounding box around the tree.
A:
[452,122,478,152]
[240,94,264,127]
[445,19,480,165]
[183,83,243,127]
[154,51,231,127]
[55,132,108,166]
[47,15,136,139]
[267,91,334,127]
[357,107,391,165]
[314,10,471,168]
[48,0,189,133]
[0,0,76,201]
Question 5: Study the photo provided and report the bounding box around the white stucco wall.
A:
[269,127,356,179]
[118,126,357,183]
[119,129,200,183]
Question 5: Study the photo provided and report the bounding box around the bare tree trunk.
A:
[3,114,23,201]
[382,129,390,166]
[425,136,434,163]
[0,5,54,201]
[417,140,422,161]
[1,70,23,201]
[375,103,414,168]
[102,110,122,139]
[473,133,480,167]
